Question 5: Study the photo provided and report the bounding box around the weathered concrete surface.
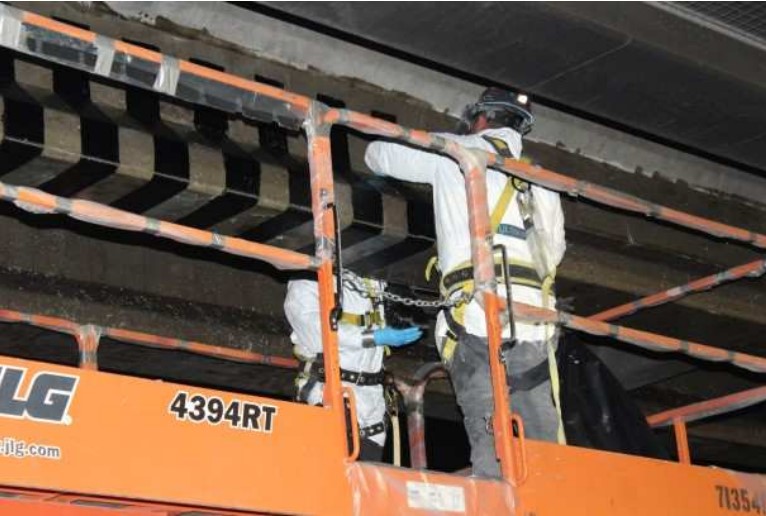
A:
[100,1,766,205]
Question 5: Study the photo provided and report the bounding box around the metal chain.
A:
[341,270,468,309]
[379,289,467,309]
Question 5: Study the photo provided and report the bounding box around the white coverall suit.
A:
[365,127,566,476]
[284,273,388,454]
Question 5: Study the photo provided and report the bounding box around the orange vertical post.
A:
[673,417,692,464]
[451,143,517,482]
[305,102,347,445]
[75,324,101,370]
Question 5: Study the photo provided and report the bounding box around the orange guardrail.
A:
[0,308,300,370]
[591,259,766,322]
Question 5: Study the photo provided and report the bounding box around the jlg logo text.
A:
[0,365,78,425]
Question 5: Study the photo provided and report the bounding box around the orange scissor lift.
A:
[0,8,764,515]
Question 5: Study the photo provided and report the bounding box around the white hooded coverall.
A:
[284,273,387,447]
[364,127,566,476]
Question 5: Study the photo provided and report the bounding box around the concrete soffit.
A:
[101,1,766,208]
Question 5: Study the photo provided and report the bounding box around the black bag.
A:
[557,334,670,460]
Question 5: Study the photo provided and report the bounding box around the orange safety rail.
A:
[487,155,766,249]
[648,385,766,428]
[457,145,518,482]
[0,6,763,515]
[514,302,766,373]
[330,110,766,250]
[591,259,766,322]
[0,308,300,370]
[305,103,345,414]
[0,8,353,514]
[673,418,693,464]
[647,387,766,466]
[0,182,316,272]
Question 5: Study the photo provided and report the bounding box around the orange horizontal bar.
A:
[179,60,311,112]
[112,40,163,64]
[490,157,766,250]
[648,385,766,428]
[20,11,311,115]
[0,309,79,334]
[591,259,766,322]
[0,308,299,370]
[105,328,299,369]
[332,108,766,251]
[0,181,316,271]
[23,12,97,43]
[513,302,766,373]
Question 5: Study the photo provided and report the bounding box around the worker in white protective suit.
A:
[364,88,567,477]
[284,270,422,461]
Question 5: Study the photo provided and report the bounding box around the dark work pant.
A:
[360,439,384,462]
[446,332,560,477]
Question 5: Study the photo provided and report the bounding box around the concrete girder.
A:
[0,61,762,330]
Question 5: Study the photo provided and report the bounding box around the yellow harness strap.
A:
[339,311,383,328]
[441,285,470,363]
[338,277,385,328]
[424,255,440,282]
[491,178,516,234]
[440,257,543,299]
[541,270,566,444]
[439,138,533,364]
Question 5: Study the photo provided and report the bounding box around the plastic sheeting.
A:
[3,6,306,130]
[557,334,670,460]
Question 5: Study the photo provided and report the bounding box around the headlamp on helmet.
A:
[461,87,534,135]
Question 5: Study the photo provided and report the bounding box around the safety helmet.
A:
[461,87,534,135]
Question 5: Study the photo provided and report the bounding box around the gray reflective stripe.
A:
[153,55,180,96]
[0,5,23,48]
[93,35,116,77]
[497,223,527,240]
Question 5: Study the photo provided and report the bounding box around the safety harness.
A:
[436,135,555,363]
[431,136,566,443]
[296,276,389,440]
[297,353,388,440]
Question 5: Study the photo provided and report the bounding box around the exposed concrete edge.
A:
[99,1,766,208]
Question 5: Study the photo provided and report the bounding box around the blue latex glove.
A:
[373,326,423,347]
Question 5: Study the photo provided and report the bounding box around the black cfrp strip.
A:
[350,236,434,273]
[237,122,312,242]
[175,153,260,229]
[41,68,119,196]
[348,199,435,271]
[318,95,384,251]
[112,87,189,213]
[0,49,44,174]
[0,97,44,175]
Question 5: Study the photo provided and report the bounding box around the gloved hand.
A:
[373,326,423,347]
